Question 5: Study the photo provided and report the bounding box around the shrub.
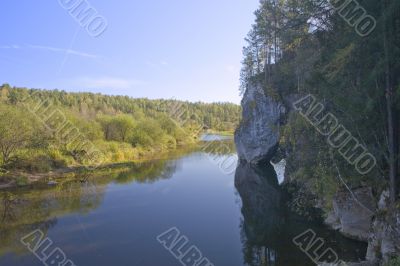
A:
[14,155,53,173]
[385,257,400,266]
[15,176,29,186]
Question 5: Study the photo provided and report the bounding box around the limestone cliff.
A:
[234,85,400,264]
[235,83,285,164]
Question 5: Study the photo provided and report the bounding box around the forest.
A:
[0,84,241,174]
[240,0,399,205]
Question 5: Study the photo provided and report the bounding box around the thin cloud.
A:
[28,45,100,59]
[0,44,100,59]
[0,45,20,49]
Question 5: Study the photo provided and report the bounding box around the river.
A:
[0,137,366,266]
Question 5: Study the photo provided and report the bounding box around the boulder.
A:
[325,187,376,242]
[366,208,400,263]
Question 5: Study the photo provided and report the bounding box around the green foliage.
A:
[15,176,28,186]
[0,86,240,172]
[0,104,46,166]
[241,0,400,206]
[97,114,136,142]
[385,257,400,266]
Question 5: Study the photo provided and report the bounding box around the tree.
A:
[97,114,136,142]
[0,105,36,166]
[382,0,399,204]
[240,0,400,203]
[130,119,165,148]
[114,115,136,142]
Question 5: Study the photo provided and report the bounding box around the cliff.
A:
[235,83,285,164]
[234,85,400,265]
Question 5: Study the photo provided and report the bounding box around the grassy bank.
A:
[0,143,200,189]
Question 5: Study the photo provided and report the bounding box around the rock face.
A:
[234,86,399,263]
[366,208,400,263]
[235,83,285,164]
[325,187,376,242]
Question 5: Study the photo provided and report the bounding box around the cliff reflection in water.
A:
[235,163,368,266]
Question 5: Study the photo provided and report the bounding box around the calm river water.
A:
[0,138,366,266]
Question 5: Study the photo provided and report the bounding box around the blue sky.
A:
[0,0,259,103]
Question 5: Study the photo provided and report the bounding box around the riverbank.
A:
[0,133,236,190]
[0,143,201,190]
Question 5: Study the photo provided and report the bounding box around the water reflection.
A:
[201,139,236,155]
[0,159,178,257]
[201,134,234,141]
[235,162,368,266]
[0,142,369,266]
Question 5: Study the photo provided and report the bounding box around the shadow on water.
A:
[235,162,368,266]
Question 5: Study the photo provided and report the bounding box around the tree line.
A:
[240,0,399,204]
[0,84,241,172]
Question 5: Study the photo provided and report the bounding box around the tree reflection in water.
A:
[0,158,178,257]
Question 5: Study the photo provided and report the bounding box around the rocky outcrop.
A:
[322,189,400,265]
[235,83,286,164]
[325,187,376,242]
[234,86,399,264]
[366,208,400,263]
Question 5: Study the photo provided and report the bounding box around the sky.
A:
[0,0,259,104]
